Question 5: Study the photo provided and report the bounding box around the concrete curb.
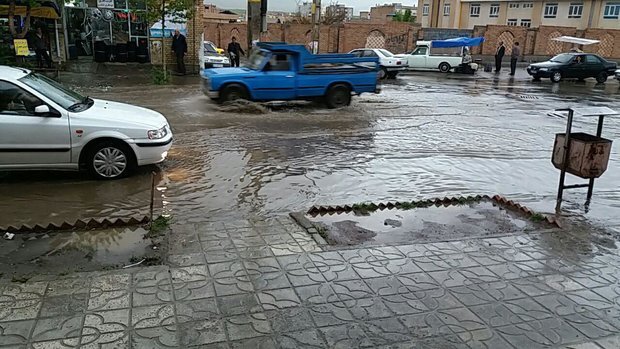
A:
[1,216,151,233]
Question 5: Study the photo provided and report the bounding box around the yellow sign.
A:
[14,39,29,56]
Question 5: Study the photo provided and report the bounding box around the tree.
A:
[393,9,416,23]
[130,0,195,78]
[7,0,43,39]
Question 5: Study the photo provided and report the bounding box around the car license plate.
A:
[213,64,223,68]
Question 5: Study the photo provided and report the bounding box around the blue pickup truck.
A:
[201,43,381,108]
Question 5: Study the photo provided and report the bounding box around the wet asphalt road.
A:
[1,70,619,229]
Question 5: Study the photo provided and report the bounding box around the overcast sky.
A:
[205,1,411,14]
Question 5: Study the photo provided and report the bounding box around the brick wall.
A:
[203,21,620,59]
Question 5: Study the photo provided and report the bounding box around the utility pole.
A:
[311,0,321,54]
[247,0,267,56]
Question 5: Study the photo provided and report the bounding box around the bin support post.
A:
[585,115,606,207]
[556,109,574,213]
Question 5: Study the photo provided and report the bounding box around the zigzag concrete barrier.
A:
[1,216,150,234]
[306,194,560,227]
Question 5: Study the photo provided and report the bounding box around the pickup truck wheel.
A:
[596,72,607,83]
[378,67,388,80]
[550,71,562,83]
[87,141,135,180]
[439,62,451,73]
[220,84,249,103]
[325,84,351,109]
[387,72,398,79]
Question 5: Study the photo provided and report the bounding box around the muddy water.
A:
[1,71,619,229]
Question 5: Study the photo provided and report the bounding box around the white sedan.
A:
[0,66,172,179]
[616,69,620,81]
[349,48,407,79]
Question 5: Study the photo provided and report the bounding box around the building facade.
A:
[297,1,313,17]
[325,4,354,21]
[418,0,620,29]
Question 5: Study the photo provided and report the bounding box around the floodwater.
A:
[1,71,619,230]
[306,201,539,247]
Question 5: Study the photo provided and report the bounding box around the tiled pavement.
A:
[2,217,620,348]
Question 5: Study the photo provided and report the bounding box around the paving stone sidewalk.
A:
[1,216,620,348]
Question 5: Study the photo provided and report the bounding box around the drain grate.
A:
[518,94,539,100]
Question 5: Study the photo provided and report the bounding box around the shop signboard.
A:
[97,0,114,9]
[13,39,29,56]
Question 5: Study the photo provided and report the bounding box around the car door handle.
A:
[243,76,255,79]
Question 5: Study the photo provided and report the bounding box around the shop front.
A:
[64,0,149,63]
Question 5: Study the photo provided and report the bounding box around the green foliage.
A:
[129,0,196,25]
[393,9,416,23]
[147,215,171,236]
[530,213,546,222]
[0,45,16,66]
[151,67,170,85]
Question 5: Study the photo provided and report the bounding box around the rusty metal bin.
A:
[552,132,612,179]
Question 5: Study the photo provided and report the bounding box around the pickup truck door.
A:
[251,53,296,100]
[407,47,428,69]
[0,80,71,166]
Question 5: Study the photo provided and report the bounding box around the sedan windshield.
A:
[549,53,574,63]
[19,73,90,111]
[378,49,394,57]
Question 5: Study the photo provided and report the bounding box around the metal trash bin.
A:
[552,132,612,179]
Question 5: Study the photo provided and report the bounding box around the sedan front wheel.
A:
[550,71,562,83]
[88,141,135,180]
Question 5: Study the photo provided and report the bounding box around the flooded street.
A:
[1,71,619,229]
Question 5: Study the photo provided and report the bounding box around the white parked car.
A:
[200,35,230,69]
[0,66,173,179]
[616,69,620,81]
[349,48,407,79]
[396,41,470,73]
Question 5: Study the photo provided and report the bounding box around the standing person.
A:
[33,27,52,68]
[494,41,505,73]
[227,37,245,67]
[171,29,187,75]
[510,42,520,76]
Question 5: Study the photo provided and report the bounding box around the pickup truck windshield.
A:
[19,73,87,110]
[246,50,269,70]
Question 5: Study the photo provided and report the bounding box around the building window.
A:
[423,4,429,15]
[470,4,481,17]
[544,3,559,18]
[509,3,520,8]
[444,3,451,16]
[568,3,584,18]
[520,19,532,27]
[523,3,534,8]
[507,18,518,25]
[490,4,500,17]
[603,2,620,18]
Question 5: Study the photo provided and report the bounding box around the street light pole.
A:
[311,0,321,54]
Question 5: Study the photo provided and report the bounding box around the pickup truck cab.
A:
[202,43,380,108]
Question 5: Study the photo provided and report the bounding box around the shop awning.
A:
[0,0,60,18]
[552,36,600,45]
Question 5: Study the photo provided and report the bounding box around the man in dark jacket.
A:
[494,41,505,73]
[510,42,521,76]
[32,28,52,68]
[171,29,187,75]
[227,37,245,67]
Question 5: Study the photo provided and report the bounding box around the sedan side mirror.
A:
[34,105,61,117]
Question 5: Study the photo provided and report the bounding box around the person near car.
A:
[32,27,52,69]
[227,37,245,67]
[171,29,187,75]
[510,42,520,76]
[494,41,505,73]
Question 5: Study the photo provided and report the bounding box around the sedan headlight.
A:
[148,126,168,140]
